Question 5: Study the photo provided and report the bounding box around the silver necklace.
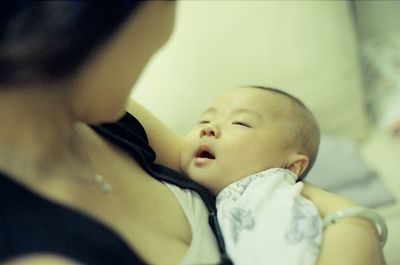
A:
[0,125,112,194]
[76,126,112,194]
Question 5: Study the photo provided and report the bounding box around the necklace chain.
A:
[77,126,112,194]
[0,125,112,194]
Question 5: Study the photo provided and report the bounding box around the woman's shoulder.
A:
[92,112,157,165]
[93,112,149,143]
[126,100,183,171]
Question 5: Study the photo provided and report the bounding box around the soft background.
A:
[131,1,400,264]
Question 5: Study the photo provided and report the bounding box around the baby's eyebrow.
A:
[232,108,263,121]
[199,107,262,122]
[200,108,217,117]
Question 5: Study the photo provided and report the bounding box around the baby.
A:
[180,86,322,265]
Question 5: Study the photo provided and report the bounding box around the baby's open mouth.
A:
[196,146,215,159]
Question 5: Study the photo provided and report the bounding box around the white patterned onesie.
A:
[216,168,322,265]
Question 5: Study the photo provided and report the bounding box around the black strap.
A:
[209,211,233,265]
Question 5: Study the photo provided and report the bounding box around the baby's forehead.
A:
[216,87,293,112]
[202,92,293,127]
[223,87,290,102]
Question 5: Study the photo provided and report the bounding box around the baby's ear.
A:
[286,154,309,179]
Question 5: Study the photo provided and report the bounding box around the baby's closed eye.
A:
[199,120,210,124]
[232,121,252,128]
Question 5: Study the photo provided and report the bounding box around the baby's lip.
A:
[195,144,215,160]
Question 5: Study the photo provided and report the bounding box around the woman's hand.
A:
[301,181,356,218]
[301,182,386,265]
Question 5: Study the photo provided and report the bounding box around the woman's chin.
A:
[84,108,126,125]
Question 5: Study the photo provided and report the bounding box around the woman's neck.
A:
[0,84,83,177]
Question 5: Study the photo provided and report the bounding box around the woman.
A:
[0,1,385,264]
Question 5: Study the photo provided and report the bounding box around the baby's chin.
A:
[185,171,221,195]
[203,183,221,196]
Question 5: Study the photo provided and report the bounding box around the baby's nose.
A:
[200,125,220,138]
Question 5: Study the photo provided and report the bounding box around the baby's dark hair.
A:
[248,85,320,181]
[0,1,141,85]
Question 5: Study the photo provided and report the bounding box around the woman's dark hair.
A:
[0,1,141,85]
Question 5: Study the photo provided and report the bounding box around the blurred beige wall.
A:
[355,0,400,40]
[132,0,369,140]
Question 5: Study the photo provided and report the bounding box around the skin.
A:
[180,87,309,195]
[302,183,386,264]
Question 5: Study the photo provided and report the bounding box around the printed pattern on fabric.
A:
[216,168,322,265]
[225,207,255,243]
[285,197,322,257]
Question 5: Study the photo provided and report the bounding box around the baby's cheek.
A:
[180,139,193,170]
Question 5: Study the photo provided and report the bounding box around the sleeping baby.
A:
[180,86,322,265]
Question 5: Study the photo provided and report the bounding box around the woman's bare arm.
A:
[302,182,386,265]
[318,220,385,265]
[126,98,183,171]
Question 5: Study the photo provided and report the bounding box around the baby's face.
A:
[181,87,294,194]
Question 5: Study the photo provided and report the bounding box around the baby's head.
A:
[180,86,320,194]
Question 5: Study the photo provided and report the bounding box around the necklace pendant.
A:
[94,174,112,193]
[75,127,112,194]
[101,182,112,193]
[94,174,104,183]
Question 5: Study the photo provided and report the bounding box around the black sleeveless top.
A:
[0,113,230,265]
